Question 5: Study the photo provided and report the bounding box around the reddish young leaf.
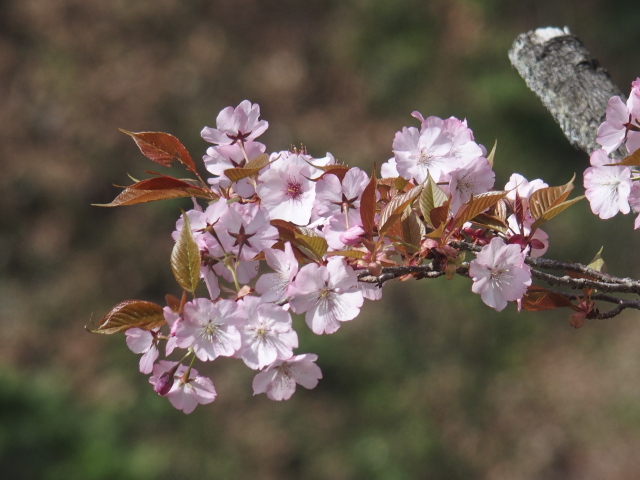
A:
[528,174,575,220]
[360,166,377,239]
[614,148,640,166]
[429,203,450,229]
[315,165,351,182]
[520,286,577,312]
[121,130,197,174]
[88,300,165,334]
[270,219,298,244]
[378,184,421,237]
[452,191,507,229]
[128,175,201,191]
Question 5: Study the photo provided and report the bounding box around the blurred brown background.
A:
[2,0,640,478]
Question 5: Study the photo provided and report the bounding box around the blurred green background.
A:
[2,0,640,478]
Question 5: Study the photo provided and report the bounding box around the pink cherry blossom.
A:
[201,100,268,146]
[252,354,322,401]
[314,167,369,218]
[175,298,243,361]
[125,327,160,374]
[238,296,298,370]
[255,242,299,303]
[441,116,484,167]
[448,156,495,214]
[163,306,181,356]
[288,258,364,334]
[596,96,630,154]
[213,259,259,284]
[597,84,640,154]
[381,158,399,178]
[256,153,317,225]
[173,201,229,256]
[324,210,362,250]
[628,181,640,229]
[393,120,455,184]
[204,141,266,197]
[216,202,278,261]
[583,149,632,219]
[149,361,216,414]
[469,237,532,312]
[504,173,548,209]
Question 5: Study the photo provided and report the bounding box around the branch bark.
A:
[508,26,625,157]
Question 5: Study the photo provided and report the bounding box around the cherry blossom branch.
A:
[509,26,625,157]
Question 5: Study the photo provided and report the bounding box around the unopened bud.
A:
[154,372,174,396]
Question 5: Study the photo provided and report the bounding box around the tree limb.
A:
[508,26,625,157]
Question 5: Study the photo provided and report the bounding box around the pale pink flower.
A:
[204,141,266,197]
[252,354,322,401]
[288,258,364,334]
[173,201,229,255]
[149,361,216,414]
[255,243,299,303]
[314,167,369,218]
[504,173,548,209]
[584,149,631,219]
[628,181,640,229]
[324,210,362,250]
[256,153,317,225]
[448,156,495,214]
[381,158,399,178]
[216,202,278,261]
[469,237,532,312]
[201,100,268,146]
[200,265,221,300]
[163,306,181,356]
[339,224,366,246]
[359,282,383,301]
[125,327,160,374]
[213,259,259,284]
[441,116,484,168]
[597,96,631,154]
[175,298,243,361]
[393,120,455,184]
[597,84,640,154]
[238,297,298,370]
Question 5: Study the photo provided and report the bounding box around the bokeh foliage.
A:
[2,0,640,478]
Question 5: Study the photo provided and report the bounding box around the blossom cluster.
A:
[584,78,640,225]
[96,100,567,413]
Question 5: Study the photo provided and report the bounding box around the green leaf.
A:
[326,249,366,259]
[586,247,607,273]
[88,300,165,334]
[294,229,328,261]
[120,130,197,174]
[419,174,448,227]
[486,140,497,168]
[171,211,201,293]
